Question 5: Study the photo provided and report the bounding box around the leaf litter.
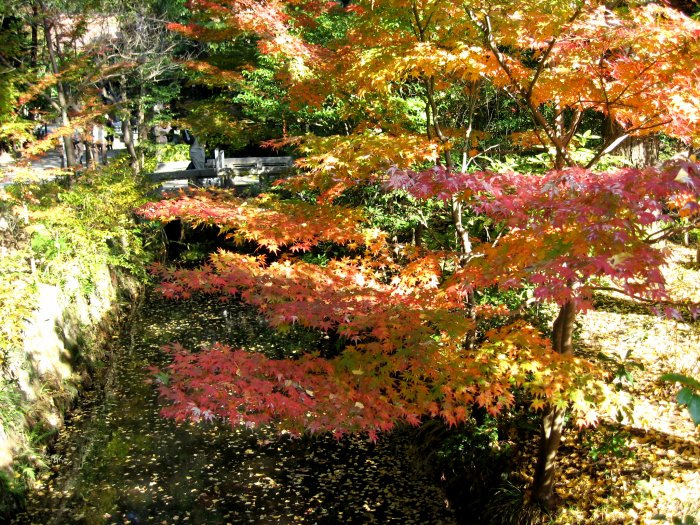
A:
[11,291,457,525]
[538,244,700,524]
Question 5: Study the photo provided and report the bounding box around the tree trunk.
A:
[532,300,576,506]
[85,142,95,168]
[121,117,140,174]
[617,135,659,168]
[137,83,148,142]
[103,82,140,174]
[603,116,659,168]
[423,74,477,348]
[30,4,39,67]
[451,185,477,348]
[42,13,77,167]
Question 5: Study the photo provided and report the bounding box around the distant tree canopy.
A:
[0,0,192,169]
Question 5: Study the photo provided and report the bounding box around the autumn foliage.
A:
[138,0,700,508]
[137,159,700,440]
[388,161,700,310]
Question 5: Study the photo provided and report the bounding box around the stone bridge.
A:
[146,154,295,191]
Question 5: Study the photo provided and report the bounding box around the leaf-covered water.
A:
[12,291,457,525]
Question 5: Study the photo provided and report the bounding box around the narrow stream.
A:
[13,291,457,525]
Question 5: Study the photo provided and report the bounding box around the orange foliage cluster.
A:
[171,0,700,177]
[138,190,384,253]
[280,130,441,201]
[180,60,243,88]
[156,318,604,439]
[303,0,699,161]
[170,0,326,60]
[536,3,700,141]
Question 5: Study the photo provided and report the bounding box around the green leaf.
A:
[677,387,694,406]
[155,372,170,386]
[659,373,700,391]
[596,351,614,362]
[687,395,700,426]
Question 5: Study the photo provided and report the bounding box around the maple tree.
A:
[386,158,700,501]
[248,0,700,185]
[139,0,700,510]
[138,159,700,506]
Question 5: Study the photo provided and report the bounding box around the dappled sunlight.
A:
[553,245,700,524]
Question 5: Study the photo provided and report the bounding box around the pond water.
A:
[12,291,457,525]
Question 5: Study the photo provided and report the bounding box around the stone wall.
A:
[0,265,141,473]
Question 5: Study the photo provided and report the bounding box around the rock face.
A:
[0,264,140,474]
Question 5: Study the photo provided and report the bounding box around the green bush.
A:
[0,157,155,517]
[660,373,700,426]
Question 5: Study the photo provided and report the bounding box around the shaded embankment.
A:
[13,291,457,525]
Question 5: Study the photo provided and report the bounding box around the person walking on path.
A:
[92,122,107,165]
[73,128,86,166]
[182,130,206,170]
[105,118,115,151]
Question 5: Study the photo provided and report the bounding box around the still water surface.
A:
[13,292,456,525]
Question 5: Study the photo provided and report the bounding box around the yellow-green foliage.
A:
[20,157,155,289]
[0,155,155,343]
[0,157,155,510]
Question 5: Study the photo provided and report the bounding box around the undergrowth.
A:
[0,156,156,518]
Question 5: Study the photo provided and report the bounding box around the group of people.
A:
[73,118,116,166]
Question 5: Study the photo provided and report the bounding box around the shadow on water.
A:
[12,291,457,525]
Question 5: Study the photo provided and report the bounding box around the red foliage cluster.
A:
[138,190,383,253]
[388,160,700,309]
[133,159,700,435]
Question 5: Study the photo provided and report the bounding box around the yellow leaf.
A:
[531,398,546,411]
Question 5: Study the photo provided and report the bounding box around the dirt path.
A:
[1,137,126,187]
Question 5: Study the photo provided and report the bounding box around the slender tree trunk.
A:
[121,117,140,173]
[134,83,149,167]
[424,76,477,347]
[42,13,77,167]
[59,139,67,168]
[103,82,141,174]
[30,4,39,67]
[425,100,432,141]
[137,84,148,142]
[86,140,96,168]
[532,300,576,506]
[452,196,477,347]
[460,81,479,173]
